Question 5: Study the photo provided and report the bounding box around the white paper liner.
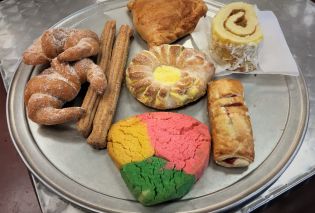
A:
[190,11,300,76]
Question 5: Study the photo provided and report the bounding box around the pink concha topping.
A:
[138,112,211,180]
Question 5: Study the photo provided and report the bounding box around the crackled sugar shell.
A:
[126,44,215,109]
[107,112,211,206]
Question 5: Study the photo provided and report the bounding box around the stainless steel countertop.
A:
[1,0,314,212]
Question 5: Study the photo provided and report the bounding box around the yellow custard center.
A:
[153,65,181,84]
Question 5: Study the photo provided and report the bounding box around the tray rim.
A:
[6,0,310,212]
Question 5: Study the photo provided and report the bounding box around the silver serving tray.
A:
[7,0,309,212]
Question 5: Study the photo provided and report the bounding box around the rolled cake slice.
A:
[210,2,263,72]
[208,79,254,167]
[107,112,211,205]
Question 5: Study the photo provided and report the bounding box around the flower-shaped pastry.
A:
[126,44,215,109]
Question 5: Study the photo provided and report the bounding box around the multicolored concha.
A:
[107,112,211,206]
[126,44,215,109]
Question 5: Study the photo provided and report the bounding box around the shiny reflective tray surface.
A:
[6,0,309,212]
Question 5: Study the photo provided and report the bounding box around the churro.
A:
[87,25,133,148]
[76,20,116,137]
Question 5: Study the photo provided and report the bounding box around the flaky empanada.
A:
[127,0,207,47]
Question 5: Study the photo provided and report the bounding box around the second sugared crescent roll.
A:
[208,79,254,167]
[210,2,263,72]
[126,44,215,109]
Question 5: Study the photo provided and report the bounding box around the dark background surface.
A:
[0,80,41,212]
[0,80,314,213]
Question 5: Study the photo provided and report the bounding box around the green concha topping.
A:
[120,156,195,206]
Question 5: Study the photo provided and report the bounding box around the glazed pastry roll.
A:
[210,2,263,72]
[208,79,254,167]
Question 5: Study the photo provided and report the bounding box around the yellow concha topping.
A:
[212,2,263,44]
[153,65,181,84]
[107,117,154,168]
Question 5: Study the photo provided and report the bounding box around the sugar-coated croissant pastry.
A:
[23,28,100,65]
[24,58,106,125]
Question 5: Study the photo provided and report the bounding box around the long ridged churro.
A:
[76,20,116,137]
[87,25,133,149]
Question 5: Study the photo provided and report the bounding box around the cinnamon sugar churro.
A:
[87,25,133,149]
[76,20,116,137]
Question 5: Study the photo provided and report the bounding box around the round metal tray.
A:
[7,0,309,212]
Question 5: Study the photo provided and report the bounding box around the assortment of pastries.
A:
[21,0,262,206]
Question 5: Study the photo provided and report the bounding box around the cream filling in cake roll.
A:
[208,78,254,168]
[210,2,263,72]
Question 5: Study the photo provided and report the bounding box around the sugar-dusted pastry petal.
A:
[131,50,160,67]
